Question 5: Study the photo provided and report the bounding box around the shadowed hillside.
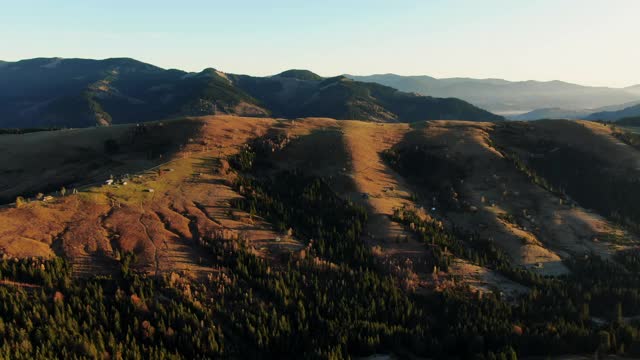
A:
[0,118,203,203]
[0,58,269,127]
[0,58,502,128]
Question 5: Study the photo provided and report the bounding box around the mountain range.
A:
[0,58,502,128]
[346,73,640,118]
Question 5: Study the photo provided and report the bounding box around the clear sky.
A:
[1,0,638,87]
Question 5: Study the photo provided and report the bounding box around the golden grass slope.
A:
[0,118,203,203]
[0,116,302,279]
[0,116,637,293]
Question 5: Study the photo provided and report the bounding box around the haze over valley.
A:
[347,73,640,120]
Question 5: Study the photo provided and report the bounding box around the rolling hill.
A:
[347,73,640,115]
[0,116,636,281]
[3,115,640,357]
[2,116,636,277]
[0,58,502,128]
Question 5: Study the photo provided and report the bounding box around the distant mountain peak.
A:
[273,69,323,81]
[320,75,349,83]
[198,67,219,75]
[347,74,640,114]
[196,67,234,82]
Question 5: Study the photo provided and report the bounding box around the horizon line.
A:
[2,55,638,90]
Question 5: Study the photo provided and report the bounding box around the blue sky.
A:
[1,0,639,87]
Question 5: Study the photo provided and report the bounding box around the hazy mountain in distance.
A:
[346,74,640,115]
[587,103,640,121]
[510,100,640,121]
[0,58,502,128]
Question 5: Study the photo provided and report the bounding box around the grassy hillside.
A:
[3,116,640,358]
[0,118,204,203]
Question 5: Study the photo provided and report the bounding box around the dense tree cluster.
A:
[382,146,467,211]
[0,256,224,359]
[232,171,369,266]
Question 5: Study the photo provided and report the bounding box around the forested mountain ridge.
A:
[0,58,502,128]
[229,73,503,122]
[0,58,269,128]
